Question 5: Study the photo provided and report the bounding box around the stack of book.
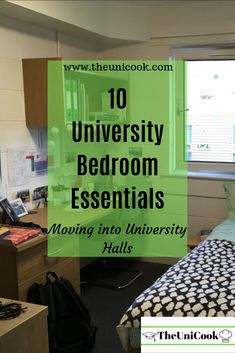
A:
[64,78,89,123]
[0,227,42,245]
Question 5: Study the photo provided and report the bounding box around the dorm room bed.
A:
[117,218,235,352]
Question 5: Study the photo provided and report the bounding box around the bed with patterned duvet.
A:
[117,219,235,352]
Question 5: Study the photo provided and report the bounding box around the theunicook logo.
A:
[219,330,232,343]
[142,332,159,342]
[142,329,233,343]
[141,317,235,353]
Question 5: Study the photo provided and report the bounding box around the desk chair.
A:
[81,258,143,290]
[81,173,151,290]
[81,208,143,290]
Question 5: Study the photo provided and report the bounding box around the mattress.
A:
[117,222,235,351]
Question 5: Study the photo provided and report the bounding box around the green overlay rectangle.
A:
[48,60,187,257]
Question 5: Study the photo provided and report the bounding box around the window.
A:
[186,60,235,163]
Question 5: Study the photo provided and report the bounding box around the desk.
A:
[24,207,47,229]
[24,206,114,229]
[0,206,113,300]
[0,233,80,300]
[0,207,80,301]
[0,297,49,353]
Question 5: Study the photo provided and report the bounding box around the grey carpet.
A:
[81,259,170,353]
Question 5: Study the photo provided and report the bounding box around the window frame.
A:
[170,46,235,177]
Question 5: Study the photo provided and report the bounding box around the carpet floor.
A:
[81,259,170,353]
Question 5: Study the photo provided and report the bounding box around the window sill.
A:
[161,170,235,181]
[188,171,235,181]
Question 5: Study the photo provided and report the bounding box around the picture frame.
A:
[0,198,19,222]
[10,198,28,218]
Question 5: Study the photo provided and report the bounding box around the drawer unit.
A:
[0,234,80,301]
[0,297,49,353]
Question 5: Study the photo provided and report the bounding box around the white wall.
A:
[99,4,235,242]
[5,0,235,60]
[0,13,98,206]
[6,0,149,41]
[150,1,235,38]
[0,0,234,243]
[7,1,235,41]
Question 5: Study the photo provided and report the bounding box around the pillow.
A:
[224,182,235,219]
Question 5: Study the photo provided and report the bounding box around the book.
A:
[64,78,82,123]
[79,82,86,121]
[0,227,10,238]
[64,79,73,122]
[71,79,79,121]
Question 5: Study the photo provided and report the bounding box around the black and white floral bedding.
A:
[117,239,235,350]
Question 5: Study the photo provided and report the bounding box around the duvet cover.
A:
[117,225,235,351]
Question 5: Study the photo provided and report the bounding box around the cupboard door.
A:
[22,58,48,126]
[22,58,60,126]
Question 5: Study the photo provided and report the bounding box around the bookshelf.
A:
[63,70,128,125]
[22,58,128,126]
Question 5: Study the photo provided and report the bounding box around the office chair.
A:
[81,208,144,290]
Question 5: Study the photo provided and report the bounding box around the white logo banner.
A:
[141,317,235,353]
